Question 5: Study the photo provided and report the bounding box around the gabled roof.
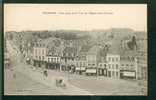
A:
[63,47,77,54]
[34,37,56,47]
[41,37,60,48]
[87,45,100,55]
[106,39,121,55]
[79,45,92,53]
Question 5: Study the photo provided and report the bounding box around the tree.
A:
[127,36,137,50]
[53,39,61,47]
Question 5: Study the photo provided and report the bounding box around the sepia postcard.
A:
[4,4,147,95]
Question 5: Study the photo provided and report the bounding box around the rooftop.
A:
[79,45,93,53]
[106,39,121,55]
[63,47,77,54]
[87,45,101,55]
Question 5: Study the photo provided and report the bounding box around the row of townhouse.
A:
[95,54,137,79]
[72,52,137,79]
[71,44,138,79]
[32,38,77,71]
[31,39,138,79]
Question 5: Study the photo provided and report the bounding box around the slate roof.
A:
[79,45,92,53]
[87,45,101,55]
[63,47,77,53]
[34,37,56,47]
[106,39,121,55]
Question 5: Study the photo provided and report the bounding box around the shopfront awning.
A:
[86,69,97,73]
[123,71,136,77]
[76,67,86,71]
[76,67,80,70]
[81,67,86,70]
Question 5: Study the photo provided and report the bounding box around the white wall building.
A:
[33,43,47,67]
[46,56,61,63]
[33,46,46,61]
[106,54,120,78]
[75,60,87,72]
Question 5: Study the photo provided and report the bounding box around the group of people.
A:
[43,70,66,88]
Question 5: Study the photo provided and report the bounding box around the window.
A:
[54,58,56,62]
[66,53,68,56]
[76,62,78,66]
[112,64,114,69]
[80,62,82,66]
[42,49,44,55]
[42,56,44,60]
[72,58,74,61]
[83,62,85,66]
[116,58,118,61]
[112,58,114,62]
[35,49,37,55]
[37,49,38,55]
[116,72,118,76]
[108,64,111,69]
[116,64,118,69]
[109,57,111,62]
[68,53,71,57]
[35,56,38,59]
[63,53,65,56]
[39,56,41,60]
[131,57,134,61]
[112,71,114,77]
[38,49,40,55]
[34,49,37,55]
[100,64,102,67]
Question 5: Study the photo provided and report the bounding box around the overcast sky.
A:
[4,4,147,32]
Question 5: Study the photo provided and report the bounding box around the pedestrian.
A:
[43,70,48,80]
[44,70,48,77]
